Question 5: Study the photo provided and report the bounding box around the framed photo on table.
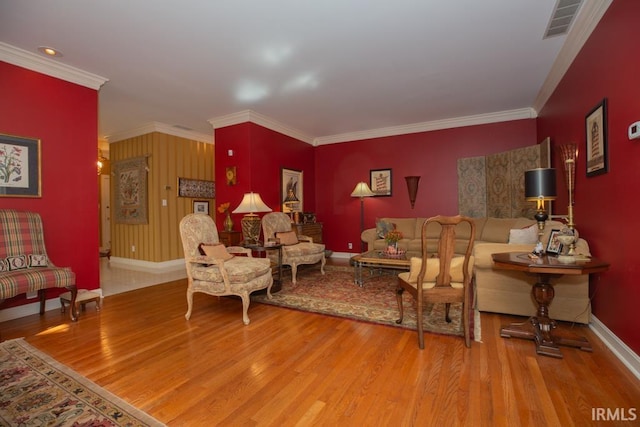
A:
[546,229,563,256]
[0,133,41,197]
[370,168,392,196]
[585,98,608,177]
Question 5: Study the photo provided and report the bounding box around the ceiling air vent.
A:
[544,0,583,38]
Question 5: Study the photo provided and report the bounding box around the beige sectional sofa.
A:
[361,217,592,324]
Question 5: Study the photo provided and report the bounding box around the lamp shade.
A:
[232,192,272,214]
[525,168,557,201]
[351,182,374,198]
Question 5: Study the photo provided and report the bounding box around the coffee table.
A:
[350,250,413,286]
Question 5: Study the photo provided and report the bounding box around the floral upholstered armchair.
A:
[262,212,326,285]
[179,213,273,325]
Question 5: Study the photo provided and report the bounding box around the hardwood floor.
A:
[1,275,639,426]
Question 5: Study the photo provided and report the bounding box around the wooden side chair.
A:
[396,215,476,348]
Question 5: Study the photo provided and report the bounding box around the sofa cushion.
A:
[480,218,524,243]
[388,218,417,240]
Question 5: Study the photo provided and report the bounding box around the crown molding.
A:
[313,108,537,146]
[533,0,612,113]
[0,42,108,90]
[208,110,314,145]
[106,121,212,143]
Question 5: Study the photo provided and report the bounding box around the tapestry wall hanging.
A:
[114,156,148,224]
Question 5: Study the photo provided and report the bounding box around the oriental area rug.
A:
[0,338,165,427]
[253,266,481,342]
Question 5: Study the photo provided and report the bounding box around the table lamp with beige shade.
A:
[232,192,272,244]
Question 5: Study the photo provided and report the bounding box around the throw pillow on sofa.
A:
[508,224,538,244]
[375,219,395,239]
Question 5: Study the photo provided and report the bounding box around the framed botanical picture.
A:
[0,133,41,197]
[585,98,608,177]
[281,167,303,213]
[193,200,209,215]
[545,229,563,256]
[370,168,392,196]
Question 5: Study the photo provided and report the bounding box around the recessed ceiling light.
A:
[37,46,63,57]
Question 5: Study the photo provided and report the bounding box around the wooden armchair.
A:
[179,214,273,325]
[261,212,325,285]
[396,215,476,348]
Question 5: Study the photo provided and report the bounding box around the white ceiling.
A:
[0,1,609,144]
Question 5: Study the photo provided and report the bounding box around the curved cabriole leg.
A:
[319,255,326,275]
[185,287,194,320]
[395,287,404,324]
[67,285,78,322]
[291,264,298,285]
[417,297,425,349]
[241,293,251,325]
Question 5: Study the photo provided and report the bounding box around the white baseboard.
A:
[329,251,356,259]
[109,257,185,273]
[590,315,640,380]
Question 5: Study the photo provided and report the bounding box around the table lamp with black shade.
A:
[232,192,272,245]
[525,168,557,254]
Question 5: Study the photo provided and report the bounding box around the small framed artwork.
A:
[370,168,392,196]
[545,229,563,256]
[193,200,209,215]
[0,133,41,198]
[178,177,215,198]
[225,166,237,185]
[585,98,608,177]
[281,167,303,213]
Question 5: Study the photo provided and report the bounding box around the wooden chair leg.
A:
[417,298,425,349]
[38,289,46,314]
[395,287,405,324]
[445,302,452,323]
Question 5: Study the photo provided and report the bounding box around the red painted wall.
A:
[0,62,99,308]
[315,119,538,252]
[215,123,316,230]
[537,1,640,353]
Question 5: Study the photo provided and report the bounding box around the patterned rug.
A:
[0,338,165,427]
[253,266,481,341]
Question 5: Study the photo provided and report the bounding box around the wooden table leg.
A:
[500,273,591,358]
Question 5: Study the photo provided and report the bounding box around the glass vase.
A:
[223,211,234,232]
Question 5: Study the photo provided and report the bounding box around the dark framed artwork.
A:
[193,200,209,215]
[585,98,608,177]
[370,168,392,196]
[281,167,303,213]
[545,229,563,256]
[0,133,41,197]
[178,177,215,198]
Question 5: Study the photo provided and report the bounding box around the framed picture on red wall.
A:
[585,98,608,177]
[370,168,392,197]
[0,133,41,198]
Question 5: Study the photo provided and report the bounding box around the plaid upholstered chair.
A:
[179,213,273,325]
[0,210,77,321]
[261,212,325,285]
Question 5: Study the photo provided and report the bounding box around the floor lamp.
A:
[351,182,374,252]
